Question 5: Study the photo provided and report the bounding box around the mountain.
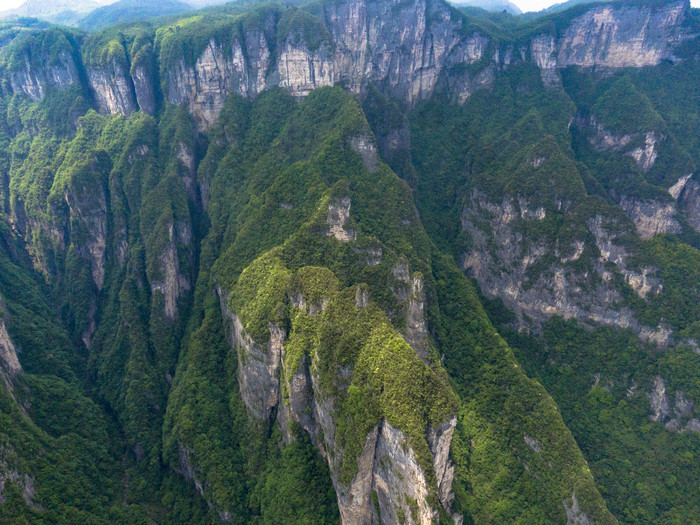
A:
[0,0,102,25]
[0,0,698,523]
[538,0,615,14]
[452,0,523,14]
[188,0,237,6]
[78,0,192,31]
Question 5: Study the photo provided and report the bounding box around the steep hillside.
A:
[0,0,101,26]
[0,0,698,523]
[78,0,193,32]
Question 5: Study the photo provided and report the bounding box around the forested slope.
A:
[0,0,698,523]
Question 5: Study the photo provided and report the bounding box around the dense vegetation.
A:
[78,0,193,32]
[0,0,698,523]
[408,38,700,525]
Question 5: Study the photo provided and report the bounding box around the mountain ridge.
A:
[0,0,698,523]
[0,0,692,129]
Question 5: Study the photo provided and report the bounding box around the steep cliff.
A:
[155,88,618,524]
[550,0,689,68]
[0,313,21,392]
[219,269,460,524]
[1,0,693,131]
[0,0,697,523]
[1,29,79,101]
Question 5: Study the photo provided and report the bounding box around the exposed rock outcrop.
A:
[350,135,379,173]
[460,191,671,343]
[628,132,661,172]
[619,196,681,239]
[582,116,664,174]
[150,222,192,321]
[129,0,694,129]
[64,176,108,292]
[88,58,138,116]
[648,376,699,433]
[405,275,430,362]
[327,197,356,243]
[531,34,559,86]
[0,315,21,392]
[217,278,459,524]
[8,50,78,101]
[648,376,672,423]
[428,418,459,520]
[4,0,693,135]
[555,0,689,68]
[564,492,594,525]
[166,32,272,131]
[0,458,37,509]
[132,64,157,116]
[673,174,700,233]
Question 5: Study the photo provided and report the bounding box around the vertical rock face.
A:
[674,175,700,233]
[619,196,681,239]
[531,34,559,86]
[218,279,459,524]
[218,287,282,423]
[2,0,694,131]
[131,65,156,115]
[166,32,272,131]
[460,191,673,343]
[150,222,192,321]
[161,0,689,129]
[371,420,435,525]
[328,417,460,525]
[277,40,335,97]
[556,0,689,68]
[405,275,430,362]
[322,0,489,104]
[176,142,197,200]
[159,0,494,129]
[88,58,138,116]
[9,50,78,100]
[61,164,111,348]
[427,418,459,522]
[0,315,21,391]
[64,180,108,292]
[327,197,356,242]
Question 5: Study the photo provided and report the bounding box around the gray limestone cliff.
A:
[460,191,671,344]
[648,376,700,433]
[0,314,21,393]
[7,49,78,101]
[619,196,681,239]
[216,278,460,524]
[88,56,138,117]
[1,0,693,131]
[159,0,693,129]
[131,63,156,115]
[150,221,193,321]
[672,174,700,233]
[551,1,689,69]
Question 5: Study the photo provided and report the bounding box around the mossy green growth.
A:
[0,26,77,72]
[277,7,332,52]
[84,39,128,68]
[228,252,292,343]
[229,252,459,488]
[591,76,665,136]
